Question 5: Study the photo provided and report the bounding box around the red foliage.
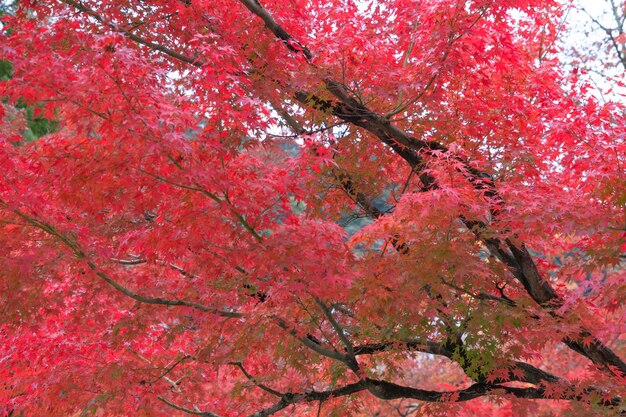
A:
[0,0,625,416]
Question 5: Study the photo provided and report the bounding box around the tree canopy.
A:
[1,0,625,415]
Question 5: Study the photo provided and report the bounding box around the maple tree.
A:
[1,0,626,415]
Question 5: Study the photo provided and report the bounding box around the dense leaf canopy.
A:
[1,0,625,415]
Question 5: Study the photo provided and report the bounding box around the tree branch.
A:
[271,315,351,365]
[59,0,204,67]
[1,202,242,318]
[237,0,312,60]
[314,298,358,369]
[136,167,264,242]
[440,277,516,307]
[229,362,285,398]
[352,338,604,392]
[157,396,221,417]
[247,381,366,417]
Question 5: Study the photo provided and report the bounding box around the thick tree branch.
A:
[352,337,624,408]
[247,381,366,417]
[170,376,622,417]
[365,377,623,408]
[365,379,489,402]
[247,399,290,417]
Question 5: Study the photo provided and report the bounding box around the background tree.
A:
[564,0,626,100]
[1,0,625,416]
